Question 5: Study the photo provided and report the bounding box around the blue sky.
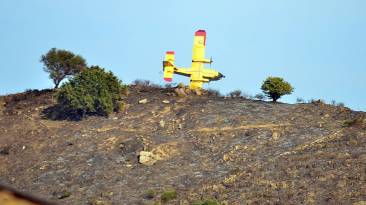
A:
[1,0,365,111]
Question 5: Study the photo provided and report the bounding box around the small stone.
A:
[162,100,170,104]
[272,131,280,140]
[159,120,165,128]
[55,190,71,199]
[178,124,183,129]
[138,99,148,104]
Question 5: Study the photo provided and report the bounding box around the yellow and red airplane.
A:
[163,30,224,89]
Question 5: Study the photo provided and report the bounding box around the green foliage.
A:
[41,48,87,88]
[261,77,294,102]
[342,116,365,127]
[160,189,177,203]
[193,199,220,205]
[56,66,127,118]
[144,189,156,199]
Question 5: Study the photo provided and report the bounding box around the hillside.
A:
[0,86,365,205]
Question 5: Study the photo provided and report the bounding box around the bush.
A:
[133,79,151,86]
[261,77,294,102]
[296,97,305,103]
[207,89,221,97]
[255,93,266,101]
[337,102,345,107]
[41,48,87,88]
[160,189,177,202]
[144,189,156,199]
[56,66,127,118]
[310,99,325,104]
[165,83,176,88]
[229,90,242,98]
[342,116,365,127]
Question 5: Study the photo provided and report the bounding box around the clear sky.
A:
[1,0,365,111]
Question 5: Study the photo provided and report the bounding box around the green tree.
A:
[261,77,294,102]
[56,66,127,118]
[41,48,87,88]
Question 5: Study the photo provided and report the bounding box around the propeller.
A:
[209,57,213,67]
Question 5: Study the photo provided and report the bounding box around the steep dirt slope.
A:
[0,86,365,205]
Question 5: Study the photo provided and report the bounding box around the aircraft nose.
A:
[218,72,225,78]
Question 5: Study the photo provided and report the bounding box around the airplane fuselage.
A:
[163,30,224,89]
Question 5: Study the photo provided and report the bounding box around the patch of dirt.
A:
[0,86,365,204]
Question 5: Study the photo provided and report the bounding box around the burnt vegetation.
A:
[0,83,365,204]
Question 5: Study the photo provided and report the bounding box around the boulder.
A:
[139,151,157,165]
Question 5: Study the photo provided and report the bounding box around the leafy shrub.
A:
[255,93,266,101]
[337,102,345,107]
[56,66,127,118]
[144,189,156,199]
[296,97,305,103]
[133,79,161,89]
[342,116,365,127]
[261,77,294,102]
[133,79,151,86]
[207,89,221,97]
[229,90,242,98]
[164,83,176,88]
[41,48,87,88]
[193,199,220,205]
[160,189,177,202]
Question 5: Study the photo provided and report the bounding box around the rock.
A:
[138,99,148,104]
[194,89,202,96]
[178,124,183,129]
[174,88,187,97]
[162,100,170,104]
[53,190,71,199]
[272,131,280,140]
[139,142,179,166]
[159,120,165,128]
[139,151,157,165]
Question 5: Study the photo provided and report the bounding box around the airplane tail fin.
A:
[163,51,175,82]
